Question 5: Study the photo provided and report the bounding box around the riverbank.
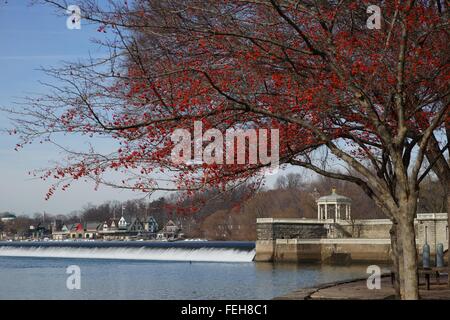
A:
[275,274,450,300]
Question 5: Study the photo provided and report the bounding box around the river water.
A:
[0,241,379,299]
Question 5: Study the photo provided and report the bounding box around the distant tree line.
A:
[1,174,446,240]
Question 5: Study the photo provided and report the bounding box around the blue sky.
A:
[0,1,306,216]
[0,1,145,215]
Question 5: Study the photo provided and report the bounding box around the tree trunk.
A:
[398,217,419,299]
[390,221,403,298]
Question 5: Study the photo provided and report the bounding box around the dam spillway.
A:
[0,241,256,263]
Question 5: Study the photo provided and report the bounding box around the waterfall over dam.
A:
[0,241,256,263]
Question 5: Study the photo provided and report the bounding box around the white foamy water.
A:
[0,246,256,262]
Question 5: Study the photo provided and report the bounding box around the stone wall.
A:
[338,220,392,238]
[256,223,274,241]
[255,240,275,262]
[255,239,392,263]
[256,214,448,263]
[320,240,392,263]
[273,223,327,239]
[256,218,328,240]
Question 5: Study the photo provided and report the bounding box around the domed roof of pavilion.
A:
[316,188,352,203]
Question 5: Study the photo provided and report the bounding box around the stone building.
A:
[0,212,17,222]
[255,188,449,263]
[144,216,159,234]
[98,215,160,240]
[67,222,102,239]
[156,220,183,240]
[51,224,70,240]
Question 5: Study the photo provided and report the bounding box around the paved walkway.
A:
[275,275,450,300]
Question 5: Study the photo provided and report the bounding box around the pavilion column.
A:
[324,204,328,220]
[337,205,340,221]
[335,204,338,222]
[317,203,321,220]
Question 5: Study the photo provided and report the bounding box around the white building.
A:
[0,212,17,222]
[316,188,352,221]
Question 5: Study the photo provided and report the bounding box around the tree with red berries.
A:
[5,0,449,299]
